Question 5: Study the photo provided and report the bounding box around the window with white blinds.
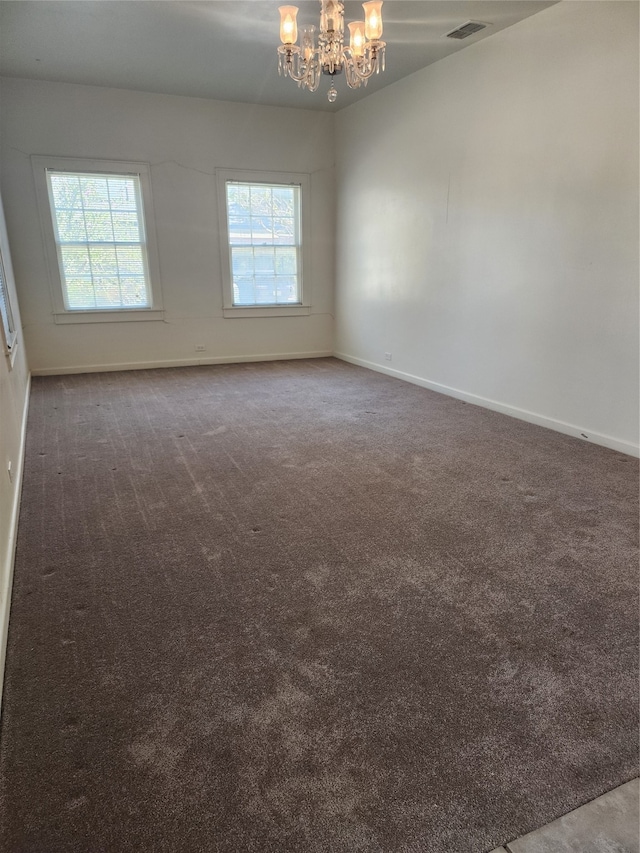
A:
[32,157,163,324]
[0,247,17,353]
[225,181,301,307]
[46,170,151,311]
[217,169,311,318]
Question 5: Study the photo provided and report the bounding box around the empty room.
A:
[0,1,638,851]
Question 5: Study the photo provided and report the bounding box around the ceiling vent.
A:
[445,21,489,40]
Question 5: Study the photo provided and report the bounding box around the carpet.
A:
[1,358,637,852]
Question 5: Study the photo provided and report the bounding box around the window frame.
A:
[216,169,311,318]
[32,156,164,324]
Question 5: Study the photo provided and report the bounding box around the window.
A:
[0,191,18,364]
[0,243,17,356]
[47,171,149,311]
[32,157,163,324]
[227,182,301,307]
[217,170,311,318]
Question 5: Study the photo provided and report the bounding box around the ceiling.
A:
[0,1,557,112]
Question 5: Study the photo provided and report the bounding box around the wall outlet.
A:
[195,345,206,352]
[384,352,392,362]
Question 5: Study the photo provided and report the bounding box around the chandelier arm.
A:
[307,63,322,91]
[288,62,313,84]
[279,46,305,81]
[279,47,321,89]
[343,44,385,83]
[343,56,364,89]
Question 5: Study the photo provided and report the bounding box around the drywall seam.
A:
[0,372,31,716]
[30,350,334,376]
[335,352,639,458]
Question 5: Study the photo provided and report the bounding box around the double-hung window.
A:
[217,170,311,318]
[32,157,163,323]
[0,190,18,365]
[0,237,18,359]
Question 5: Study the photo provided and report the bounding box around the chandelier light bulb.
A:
[279,6,299,45]
[363,1,383,40]
[301,25,316,62]
[348,21,366,58]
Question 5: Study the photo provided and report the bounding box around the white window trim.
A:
[31,155,164,324]
[216,168,312,319]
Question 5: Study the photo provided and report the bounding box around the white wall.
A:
[1,4,638,454]
[0,78,335,373]
[0,187,29,702]
[335,1,639,455]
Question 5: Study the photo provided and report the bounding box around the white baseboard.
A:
[335,352,639,458]
[0,372,31,714]
[30,350,334,376]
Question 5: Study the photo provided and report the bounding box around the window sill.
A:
[223,305,311,319]
[54,309,165,325]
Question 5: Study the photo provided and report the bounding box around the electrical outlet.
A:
[195,345,206,352]
[384,352,392,362]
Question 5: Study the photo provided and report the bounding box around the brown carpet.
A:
[0,357,637,852]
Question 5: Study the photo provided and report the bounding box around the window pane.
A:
[107,178,137,211]
[61,246,91,277]
[120,277,148,306]
[55,210,87,242]
[274,218,295,244]
[84,211,114,242]
[228,216,252,245]
[95,277,121,308]
[254,246,275,273]
[227,183,251,215]
[89,245,118,276]
[47,170,152,311]
[251,217,273,244]
[231,247,255,277]
[255,277,276,303]
[50,174,82,210]
[272,187,295,216]
[80,177,111,210]
[113,213,141,242]
[233,277,256,305]
[249,186,271,213]
[276,276,298,303]
[274,247,297,275]
[66,277,97,309]
[116,245,145,276]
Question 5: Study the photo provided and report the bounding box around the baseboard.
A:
[30,351,334,376]
[334,352,639,458]
[0,372,31,714]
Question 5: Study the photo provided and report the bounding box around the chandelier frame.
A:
[278,1,386,101]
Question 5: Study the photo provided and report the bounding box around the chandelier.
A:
[278,1,385,102]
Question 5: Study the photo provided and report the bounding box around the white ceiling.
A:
[0,1,557,111]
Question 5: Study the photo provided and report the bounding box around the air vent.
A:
[445,21,488,40]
